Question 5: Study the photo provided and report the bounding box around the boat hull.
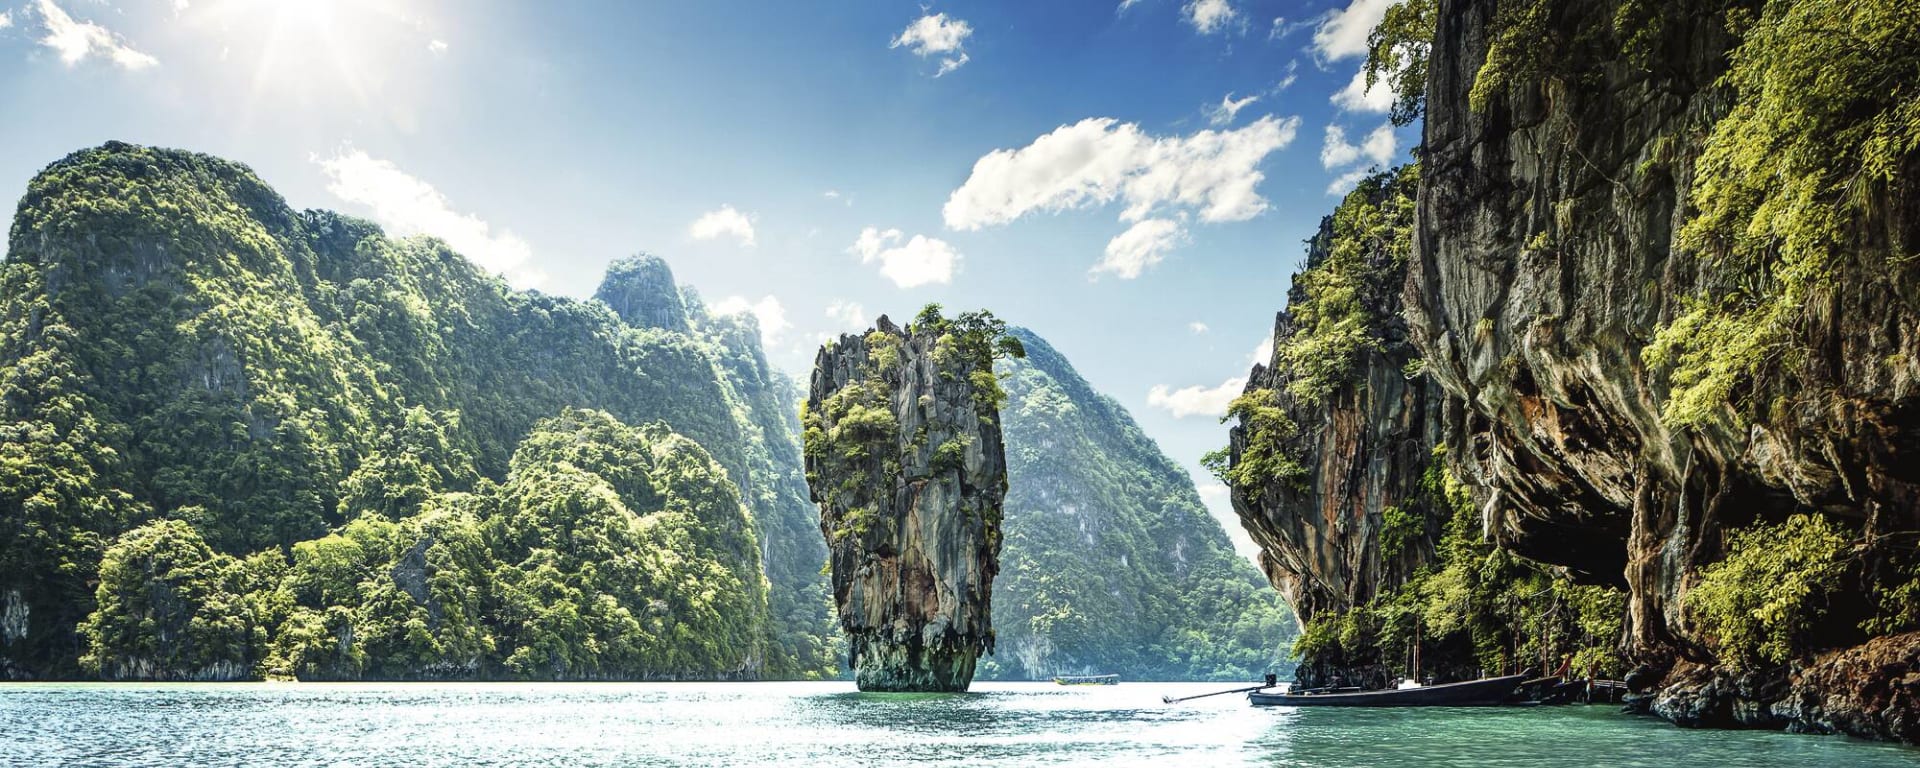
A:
[1248,674,1530,707]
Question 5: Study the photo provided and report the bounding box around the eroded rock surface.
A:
[1227,171,1457,687]
[1228,0,1919,738]
[803,314,1008,692]
[1408,0,1920,738]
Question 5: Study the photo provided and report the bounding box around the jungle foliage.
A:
[1292,452,1627,683]
[0,143,823,680]
[1644,0,1920,428]
[1277,166,1418,405]
[985,329,1295,682]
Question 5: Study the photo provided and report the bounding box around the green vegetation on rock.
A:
[1292,452,1627,683]
[1684,514,1851,670]
[1645,0,1920,428]
[1277,166,1418,405]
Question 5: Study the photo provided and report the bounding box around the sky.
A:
[0,0,1414,560]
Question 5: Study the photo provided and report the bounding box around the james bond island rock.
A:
[1225,0,1920,742]
[802,307,1022,692]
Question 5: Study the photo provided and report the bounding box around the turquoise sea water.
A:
[3,681,1915,767]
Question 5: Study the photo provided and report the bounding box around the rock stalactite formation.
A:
[1227,0,1920,743]
[803,311,1011,692]
[1411,0,1919,737]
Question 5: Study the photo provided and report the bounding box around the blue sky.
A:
[0,0,1413,557]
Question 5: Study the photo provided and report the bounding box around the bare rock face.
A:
[593,254,690,333]
[1774,631,1920,743]
[1409,0,1919,737]
[803,313,1009,692]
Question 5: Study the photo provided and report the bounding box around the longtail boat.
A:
[1053,674,1120,686]
[1247,674,1529,707]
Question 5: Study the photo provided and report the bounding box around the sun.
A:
[181,0,437,124]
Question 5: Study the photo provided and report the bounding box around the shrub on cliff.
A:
[1646,0,1920,428]
[1685,514,1852,669]
[1291,454,1627,683]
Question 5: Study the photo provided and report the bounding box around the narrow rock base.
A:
[852,638,977,692]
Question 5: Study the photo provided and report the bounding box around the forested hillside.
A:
[0,143,827,680]
[990,329,1294,681]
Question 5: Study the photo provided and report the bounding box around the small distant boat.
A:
[1053,674,1120,686]
[1247,674,1529,707]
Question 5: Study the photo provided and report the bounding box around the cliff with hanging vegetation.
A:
[1221,0,1920,742]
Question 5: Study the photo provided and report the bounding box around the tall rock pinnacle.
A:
[802,307,1020,692]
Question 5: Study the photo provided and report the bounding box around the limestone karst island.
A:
[0,0,1916,765]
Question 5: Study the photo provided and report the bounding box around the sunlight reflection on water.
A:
[3,681,1916,767]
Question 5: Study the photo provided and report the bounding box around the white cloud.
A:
[1277,59,1300,90]
[825,299,868,330]
[710,295,790,345]
[1320,126,1361,168]
[946,115,1298,277]
[428,39,448,54]
[1208,92,1260,126]
[1313,0,1395,61]
[34,0,157,70]
[850,227,960,288]
[1320,123,1394,169]
[316,148,543,288]
[1095,218,1185,279]
[1251,333,1273,365]
[688,205,757,248]
[1359,123,1397,165]
[1184,0,1237,34]
[1332,66,1395,113]
[1148,377,1245,419]
[1326,167,1374,195]
[934,53,970,77]
[0,10,12,29]
[1189,322,1210,334]
[891,12,972,76]
[1320,123,1394,194]
[1268,16,1315,41]
[945,115,1300,231]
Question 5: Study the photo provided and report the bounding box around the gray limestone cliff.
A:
[1407,0,1919,741]
[1224,0,1920,741]
[803,312,1010,692]
[1226,168,1463,687]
